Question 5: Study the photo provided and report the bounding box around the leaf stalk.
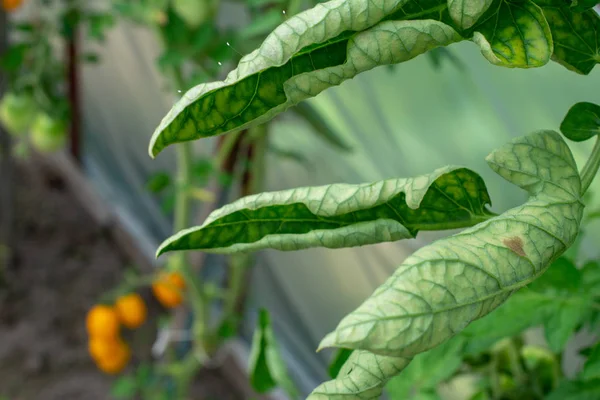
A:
[580,135,600,194]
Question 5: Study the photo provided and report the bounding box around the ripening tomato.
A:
[94,339,131,374]
[2,0,24,12]
[152,271,186,308]
[0,92,38,137]
[88,336,123,362]
[115,293,147,329]
[29,112,67,153]
[86,305,120,339]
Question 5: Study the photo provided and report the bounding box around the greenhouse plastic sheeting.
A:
[75,20,600,398]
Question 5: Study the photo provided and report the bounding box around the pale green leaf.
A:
[148,12,461,156]
[156,166,493,256]
[148,0,559,156]
[560,102,600,142]
[317,130,582,357]
[307,351,411,400]
[310,131,583,398]
[448,0,494,30]
[535,0,600,74]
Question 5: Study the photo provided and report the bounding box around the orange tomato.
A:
[88,337,122,362]
[94,340,131,374]
[152,272,186,308]
[115,293,147,329]
[86,305,120,339]
[2,0,24,12]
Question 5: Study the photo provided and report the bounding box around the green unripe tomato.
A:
[0,92,38,137]
[29,113,67,153]
[172,0,217,28]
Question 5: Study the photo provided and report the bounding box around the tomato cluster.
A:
[86,272,186,374]
[85,294,145,374]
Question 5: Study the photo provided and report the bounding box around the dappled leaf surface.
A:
[308,351,411,399]
[157,167,493,255]
[535,0,600,74]
[310,130,584,397]
[149,0,558,156]
[470,0,552,68]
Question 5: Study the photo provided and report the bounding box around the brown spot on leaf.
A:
[503,236,526,257]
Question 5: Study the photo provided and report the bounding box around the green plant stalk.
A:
[152,26,209,395]
[580,135,600,194]
[213,129,242,170]
[218,124,268,339]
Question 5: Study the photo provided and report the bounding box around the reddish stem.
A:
[66,25,81,162]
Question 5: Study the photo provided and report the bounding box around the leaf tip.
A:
[317,333,336,352]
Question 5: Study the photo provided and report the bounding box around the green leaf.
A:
[560,102,600,142]
[0,44,29,72]
[309,131,583,399]
[82,53,100,63]
[470,0,552,68]
[529,257,581,293]
[546,379,600,399]
[146,172,172,194]
[307,351,411,399]
[543,297,590,352]
[156,166,493,256]
[534,0,600,74]
[329,348,353,378]
[386,336,466,399]
[448,0,494,30]
[290,101,352,152]
[582,343,600,380]
[581,261,600,296]
[460,288,551,355]
[529,257,590,352]
[248,309,299,398]
[111,376,138,399]
[157,50,187,71]
[570,0,599,12]
[87,13,116,42]
[239,9,285,38]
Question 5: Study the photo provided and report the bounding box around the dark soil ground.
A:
[0,160,240,400]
